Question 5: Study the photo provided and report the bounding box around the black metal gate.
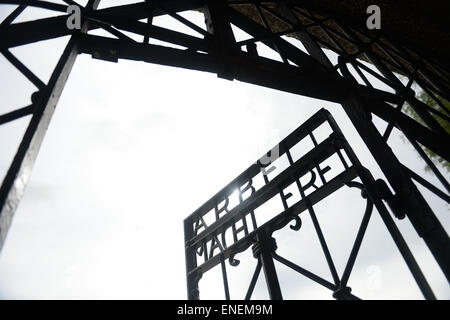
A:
[184,108,436,300]
[0,1,448,299]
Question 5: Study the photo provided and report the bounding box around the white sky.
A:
[0,2,449,300]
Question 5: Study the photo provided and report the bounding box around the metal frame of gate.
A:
[0,0,448,299]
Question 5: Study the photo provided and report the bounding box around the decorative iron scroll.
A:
[184,108,436,300]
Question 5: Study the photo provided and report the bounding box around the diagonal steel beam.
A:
[0,0,101,252]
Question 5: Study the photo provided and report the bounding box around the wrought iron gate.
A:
[0,0,448,299]
[184,108,436,300]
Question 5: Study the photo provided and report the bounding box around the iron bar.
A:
[0,0,101,252]
[402,165,450,204]
[244,260,262,300]
[220,257,231,300]
[339,183,373,288]
[325,121,438,300]
[0,4,26,25]
[0,0,204,49]
[403,133,450,194]
[0,0,448,301]
[0,105,34,125]
[307,202,340,286]
[0,47,46,89]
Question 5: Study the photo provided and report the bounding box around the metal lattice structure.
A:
[184,108,437,300]
[0,0,448,300]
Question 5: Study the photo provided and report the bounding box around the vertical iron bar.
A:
[256,231,283,300]
[343,93,450,282]
[204,0,238,80]
[288,147,341,285]
[0,105,34,125]
[184,217,199,300]
[0,0,101,252]
[143,0,153,44]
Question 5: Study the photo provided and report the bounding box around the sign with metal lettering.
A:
[184,108,371,299]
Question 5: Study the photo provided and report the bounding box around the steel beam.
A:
[0,0,101,252]
[77,34,347,102]
[254,233,283,300]
[274,1,450,281]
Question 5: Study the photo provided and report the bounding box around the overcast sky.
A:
[0,2,448,300]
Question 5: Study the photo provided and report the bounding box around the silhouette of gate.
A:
[0,1,448,299]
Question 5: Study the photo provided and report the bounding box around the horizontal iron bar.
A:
[0,105,34,125]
